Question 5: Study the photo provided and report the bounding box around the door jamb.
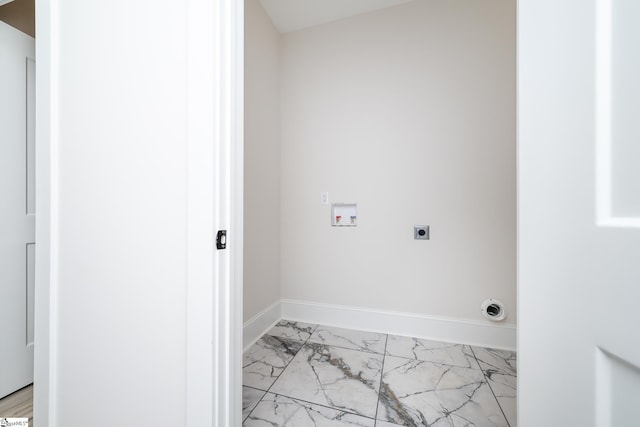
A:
[33,0,57,425]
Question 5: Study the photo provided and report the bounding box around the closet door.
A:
[0,20,35,399]
[519,0,640,424]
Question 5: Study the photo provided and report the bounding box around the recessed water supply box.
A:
[331,203,357,226]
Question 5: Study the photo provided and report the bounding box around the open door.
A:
[0,20,35,399]
[31,0,244,425]
[519,0,640,424]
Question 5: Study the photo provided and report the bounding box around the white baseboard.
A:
[281,299,516,351]
[243,300,281,351]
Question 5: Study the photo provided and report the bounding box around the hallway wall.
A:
[279,0,516,323]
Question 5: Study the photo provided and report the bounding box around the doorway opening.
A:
[0,0,36,423]
[242,0,517,425]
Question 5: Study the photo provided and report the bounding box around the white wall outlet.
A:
[320,192,329,205]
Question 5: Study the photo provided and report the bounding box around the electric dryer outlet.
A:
[414,225,430,240]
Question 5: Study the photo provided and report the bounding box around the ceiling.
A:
[259,0,415,33]
[0,0,34,37]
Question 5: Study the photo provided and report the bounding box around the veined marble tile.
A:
[270,342,384,418]
[471,347,517,375]
[497,395,516,427]
[243,335,304,390]
[377,356,509,427]
[242,386,266,421]
[308,325,387,354]
[243,393,375,426]
[471,347,517,426]
[386,335,480,369]
[375,421,405,427]
[267,320,317,342]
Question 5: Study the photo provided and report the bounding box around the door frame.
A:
[33,0,244,425]
[33,0,528,426]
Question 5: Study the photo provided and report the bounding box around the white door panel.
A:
[26,58,36,216]
[519,0,640,425]
[598,0,640,224]
[0,21,36,398]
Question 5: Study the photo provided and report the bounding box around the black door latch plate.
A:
[216,230,227,250]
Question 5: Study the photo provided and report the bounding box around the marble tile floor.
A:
[243,320,516,427]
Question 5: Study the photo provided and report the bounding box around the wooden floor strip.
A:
[0,384,33,425]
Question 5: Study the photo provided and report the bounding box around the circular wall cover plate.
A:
[481,298,506,321]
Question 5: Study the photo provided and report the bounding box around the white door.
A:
[0,21,36,399]
[519,0,640,425]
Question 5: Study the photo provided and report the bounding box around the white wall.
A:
[244,0,282,322]
[54,1,188,425]
[280,0,516,323]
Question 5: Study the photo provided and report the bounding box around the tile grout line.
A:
[243,322,320,423]
[303,325,388,356]
[373,333,390,426]
[256,390,379,422]
[266,322,319,394]
[242,384,268,394]
[304,342,386,356]
[469,346,512,427]
[246,322,390,424]
[241,385,267,424]
[304,325,389,424]
[256,322,384,423]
